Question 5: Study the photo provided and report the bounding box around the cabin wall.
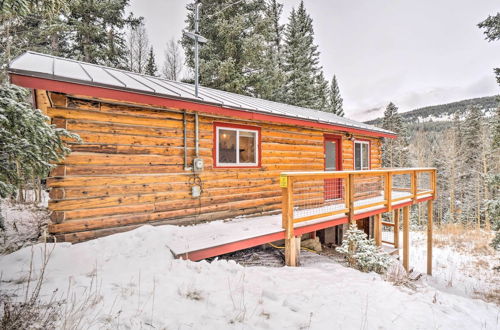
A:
[37,90,382,242]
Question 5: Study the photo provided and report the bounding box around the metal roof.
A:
[8,51,394,136]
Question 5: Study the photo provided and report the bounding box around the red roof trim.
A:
[10,74,397,138]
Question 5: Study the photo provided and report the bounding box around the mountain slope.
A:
[366,95,498,125]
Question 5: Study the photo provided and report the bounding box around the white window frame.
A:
[354,140,370,170]
[215,126,259,167]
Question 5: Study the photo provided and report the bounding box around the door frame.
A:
[323,134,343,200]
[323,134,342,171]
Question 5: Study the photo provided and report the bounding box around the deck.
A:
[170,184,434,262]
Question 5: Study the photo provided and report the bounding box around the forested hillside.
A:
[375,100,499,232]
[366,95,498,126]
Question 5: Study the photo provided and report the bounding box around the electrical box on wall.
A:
[193,158,204,171]
[191,185,201,197]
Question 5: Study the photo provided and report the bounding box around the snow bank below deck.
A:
[0,225,498,329]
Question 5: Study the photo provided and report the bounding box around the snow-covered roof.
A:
[8,51,395,137]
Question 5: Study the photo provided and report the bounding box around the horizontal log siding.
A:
[40,91,383,242]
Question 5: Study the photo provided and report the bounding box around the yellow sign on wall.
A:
[280,175,288,188]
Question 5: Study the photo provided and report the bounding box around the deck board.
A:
[169,191,432,260]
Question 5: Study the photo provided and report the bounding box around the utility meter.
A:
[193,158,204,171]
[191,185,201,198]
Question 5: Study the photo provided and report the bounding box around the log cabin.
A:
[8,52,436,272]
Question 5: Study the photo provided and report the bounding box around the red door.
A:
[324,135,342,200]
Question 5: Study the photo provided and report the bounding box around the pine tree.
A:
[145,47,158,76]
[381,102,409,167]
[0,84,79,200]
[315,71,330,111]
[328,75,344,116]
[64,0,141,68]
[252,0,286,102]
[181,0,269,95]
[282,1,324,109]
[336,223,392,274]
[460,106,485,225]
[492,105,500,149]
[0,0,69,82]
[478,13,500,85]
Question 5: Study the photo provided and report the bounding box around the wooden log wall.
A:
[35,90,383,242]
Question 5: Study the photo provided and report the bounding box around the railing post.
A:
[374,213,382,246]
[431,169,437,199]
[394,208,400,248]
[411,171,417,203]
[427,200,433,275]
[348,173,354,224]
[385,171,392,212]
[281,175,297,266]
[402,205,410,271]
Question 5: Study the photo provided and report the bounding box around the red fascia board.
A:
[177,231,285,261]
[10,74,397,139]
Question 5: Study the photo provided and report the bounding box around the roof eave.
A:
[8,70,397,139]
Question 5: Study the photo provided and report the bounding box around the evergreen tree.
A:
[336,223,392,274]
[315,71,330,111]
[492,106,500,149]
[0,84,79,200]
[0,0,69,82]
[64,0,141,68]
[381,102,409,167]
[145,47,158,76]
[328,75,344,116]
[460,106,485,224]
[462,106,483,171]
[478,13,500,85]
[252,0,286,102]
[181,0,269,95]
[282,1,324,109]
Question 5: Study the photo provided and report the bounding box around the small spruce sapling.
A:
[336,223,393,274]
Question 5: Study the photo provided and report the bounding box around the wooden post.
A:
[384,172,392,212]
[394,208,400,248]
[348,173,355,224]
[374,214,382,246]
[411,171,417,203]
[282,176,297,266]
[402,205,410,271]
[427,200,433,275]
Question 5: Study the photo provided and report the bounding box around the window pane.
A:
[218,129,236,163]
[325,141,337,170]
[362,143,369,169]
[239,131,256,163]
[354,143,361,170]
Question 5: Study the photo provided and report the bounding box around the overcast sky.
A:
[129,0,500,120]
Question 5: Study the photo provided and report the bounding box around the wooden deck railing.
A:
[279,168,437,269]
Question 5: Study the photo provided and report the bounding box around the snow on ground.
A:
[0,192,49,254]
[1,225,499,329]
[410,229,500,305]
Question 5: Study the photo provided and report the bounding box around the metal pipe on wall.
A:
[183,110,190,170]
[195,112,200,158]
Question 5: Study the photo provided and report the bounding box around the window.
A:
[354,140,370,170]
[215,123,260,167]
